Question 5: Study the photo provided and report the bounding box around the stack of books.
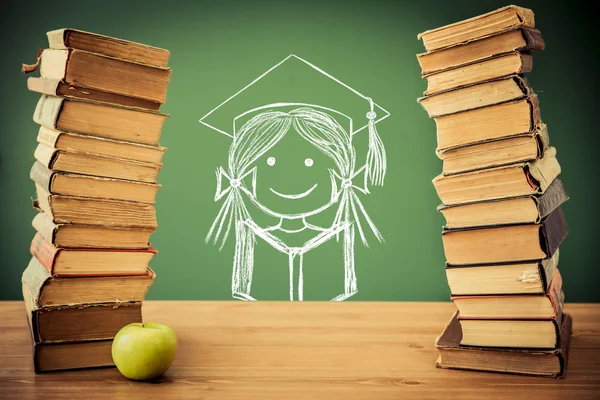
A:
[21,28,171,373]
[417,6,572,378]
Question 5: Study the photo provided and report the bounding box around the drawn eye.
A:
[304,158,314,167]
[267,157,276,166]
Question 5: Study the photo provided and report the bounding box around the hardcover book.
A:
[434,94,540,152]
[21,256,155,307]
[34,184,157,228]
[417,28,544,75]
[435,311,571,378]
[424,52,532,96]
[23,282,142,342]
[446,249,559,296]
[33,95,167,146]
[27,77,161,111]
[30,232,156,276]
[419,75,533,118]
[433,147,560,206]
[32,211,154,249]
[418,5,535,51]
[34,48,171,104]
[438,124,548,175]
[439,178,568,229]
[36,126,166,164]
[441,206,568,265]
[31,161,160,203]
[33,142,163,184]
[47,28,170,67]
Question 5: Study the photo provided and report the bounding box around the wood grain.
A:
[0,301,599,400]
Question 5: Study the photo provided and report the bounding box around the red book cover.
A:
[30,233,59,274]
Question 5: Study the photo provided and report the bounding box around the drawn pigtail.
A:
[365,97,386,187]
[231,218,255,299]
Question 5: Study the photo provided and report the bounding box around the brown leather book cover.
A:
[540,207,569,259]
[435,311,572,378]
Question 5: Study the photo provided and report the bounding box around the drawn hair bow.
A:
[331,165,383,246]
[214,167,257,201]
[206,167,257,249]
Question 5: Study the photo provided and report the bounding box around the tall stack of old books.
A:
[21,29,171,373]
[417,6,571,378]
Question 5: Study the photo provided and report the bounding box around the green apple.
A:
[112,322,177,381]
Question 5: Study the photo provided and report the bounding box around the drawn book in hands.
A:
[435,311,571,378]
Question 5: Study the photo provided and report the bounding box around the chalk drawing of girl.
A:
[200,55,389,301]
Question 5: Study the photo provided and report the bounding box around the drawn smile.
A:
[269,184,318,199]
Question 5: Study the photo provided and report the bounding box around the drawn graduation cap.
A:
[200,54,390,246]
[199,54,390,186]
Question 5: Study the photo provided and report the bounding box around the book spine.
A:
[537,179,569,221]
[32,212,57,244]
[33,95,63,130]
[535,123,550,155]
[527,147,561,192]
[21,257,52,308]
[30,161,53,192]
[33,143,57,169]
[520,53,533,74]
[547,269,563,316]
[27,76,60,97]
[540,249,559,292]
[29,233,59,275]
[36,126,61,149]
[514,6,535,28]
[528,94,541,128]
[540,207,569,258]
[522,28,545,50]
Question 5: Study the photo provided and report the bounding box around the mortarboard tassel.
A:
[365,97,387,186]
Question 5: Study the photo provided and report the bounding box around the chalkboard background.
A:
[1,0,597,301]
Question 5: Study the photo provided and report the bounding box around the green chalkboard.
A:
[0,0,598,301]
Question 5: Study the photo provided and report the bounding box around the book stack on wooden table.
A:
[21,29,171,373]
[417,5,572,378]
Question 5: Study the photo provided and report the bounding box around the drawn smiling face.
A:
[252,128,337,218]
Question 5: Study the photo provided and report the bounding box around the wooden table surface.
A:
[1,301,599,400]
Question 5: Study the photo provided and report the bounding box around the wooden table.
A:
[1,301,599,400]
